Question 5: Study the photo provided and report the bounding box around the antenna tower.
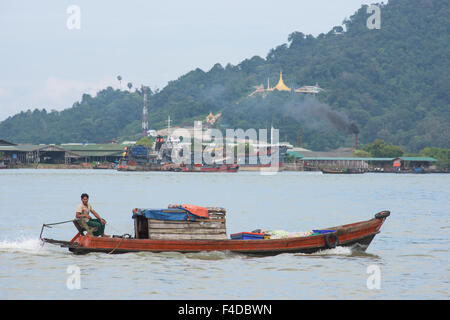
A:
[142,86,148,136]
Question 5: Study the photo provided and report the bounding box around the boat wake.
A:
[0,237,47,254]
[294,245,371,257]
[185,250,237,260]
[314,246,354,255]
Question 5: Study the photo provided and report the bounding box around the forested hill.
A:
[1,0,449,151]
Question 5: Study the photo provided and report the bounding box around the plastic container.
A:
[131,146,148,158]
[230,232,265,240]
[312,229,335,234]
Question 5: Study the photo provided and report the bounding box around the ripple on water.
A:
[1,170,449,299]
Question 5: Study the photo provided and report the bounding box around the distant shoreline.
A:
[1,163,449,174]
[5,164,100,170]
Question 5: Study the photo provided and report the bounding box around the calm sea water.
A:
[0,169,448,299]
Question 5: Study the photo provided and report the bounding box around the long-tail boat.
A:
[321,168,366,174]
[180,163,239,172]
[40,207,390,255]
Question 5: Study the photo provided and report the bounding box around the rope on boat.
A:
[39,219,76,241]
[108,237,124,254]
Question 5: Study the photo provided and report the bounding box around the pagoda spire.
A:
[274,70,291,91]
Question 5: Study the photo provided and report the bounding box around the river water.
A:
[0,169,448,299]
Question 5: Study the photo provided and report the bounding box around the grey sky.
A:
[0,0,377,121]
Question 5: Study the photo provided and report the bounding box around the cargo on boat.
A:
[133,205,227,240]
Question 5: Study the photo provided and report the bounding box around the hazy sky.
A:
[0,0,378,121]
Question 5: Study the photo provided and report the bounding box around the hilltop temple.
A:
[270,71,291,92]
[249,71,323,97]
[205,112,222,126]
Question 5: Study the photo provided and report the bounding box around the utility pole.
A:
[167,115,172,141]
[142,85,148,137]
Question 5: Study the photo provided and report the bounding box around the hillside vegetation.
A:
[0,0,448,151]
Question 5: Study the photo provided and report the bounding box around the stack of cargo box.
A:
[133,207,227,240]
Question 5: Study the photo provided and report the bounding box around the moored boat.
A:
[180,163,239,172]
[40,208,390,255]
[93,163,112,169]
[321,168,366,174]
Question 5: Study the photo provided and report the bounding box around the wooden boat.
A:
[321,168,366,174]
[180,163,239,172]
[40,210,390,255]
[93,164,112,169]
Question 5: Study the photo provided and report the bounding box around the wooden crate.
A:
[147,209,227,240]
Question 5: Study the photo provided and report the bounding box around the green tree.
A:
[353,149,371,157]
[420,147,450,170]
[363,139,404,158]
[136,136,154,149]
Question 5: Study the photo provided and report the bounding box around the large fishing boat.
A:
[40,206,390,255]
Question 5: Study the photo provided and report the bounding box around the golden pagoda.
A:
[273,71,291,92]
[205,112,221,125]
[248,71,298,96]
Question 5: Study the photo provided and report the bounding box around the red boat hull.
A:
[44,212,390,255]
[181,164,239,172]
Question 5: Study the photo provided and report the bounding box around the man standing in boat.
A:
[76,193,109,237]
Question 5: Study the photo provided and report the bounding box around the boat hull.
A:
[321,169,366,174]
[45,212,390,255]
[181,164,239,173]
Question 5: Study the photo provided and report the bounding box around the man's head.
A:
[81,193,89,205]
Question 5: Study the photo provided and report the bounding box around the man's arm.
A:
[76,211,91,220]
[90,208,106,225]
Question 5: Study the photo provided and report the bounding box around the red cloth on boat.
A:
[180,204,209,219]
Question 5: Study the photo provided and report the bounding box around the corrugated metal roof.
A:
[300,156,437,162]
[288,149,355,158]
[301,157,395,161]
[286,151,304,158]
[0,139,16,146]
[60,144,128,151]
[0,145,57,152]
[72,151,123,157]
[59,144,127,157]
[399,157,437,162]
[0,144,121,158]
[287,151,396,161]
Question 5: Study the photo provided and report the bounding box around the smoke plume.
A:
[282,95,359,135]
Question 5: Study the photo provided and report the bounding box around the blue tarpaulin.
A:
[132,207,200,221]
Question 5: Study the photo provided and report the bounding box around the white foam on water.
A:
[315,246,353,255]
[0,237,47,254]
[294,246,354,256]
